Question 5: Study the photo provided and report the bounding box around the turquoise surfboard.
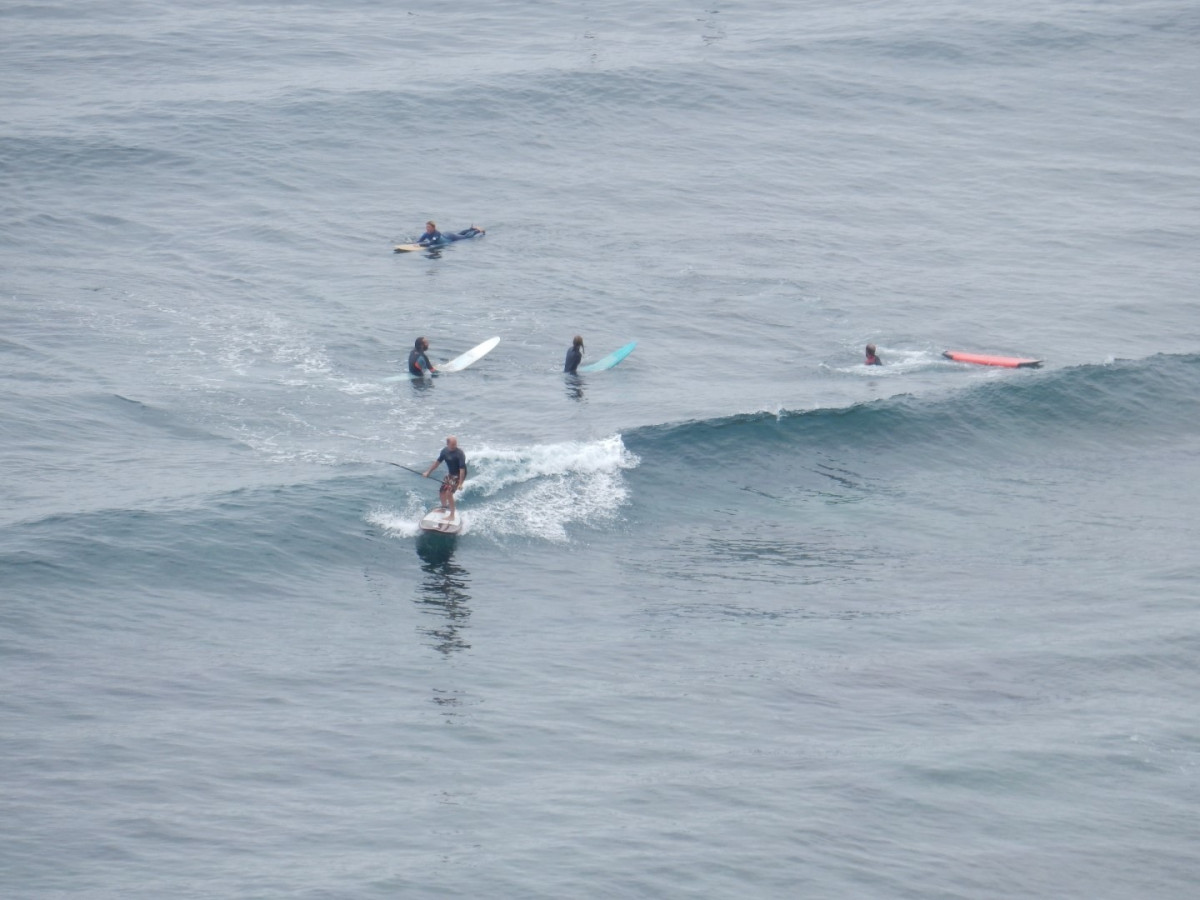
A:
[578,340,636,373]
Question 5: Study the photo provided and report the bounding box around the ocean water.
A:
[2,1,1199,897]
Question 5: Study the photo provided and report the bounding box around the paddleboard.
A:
[419,507,462,535]
[383,336,501,382]
[578,340,637,373]
[943,350,1043,369]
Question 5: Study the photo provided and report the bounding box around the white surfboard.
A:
[419,507,462,535]
[393,242,428,253]
[441,336,501,372]
[383,336,501,382]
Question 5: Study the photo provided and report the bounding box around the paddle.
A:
[387,462,428,478]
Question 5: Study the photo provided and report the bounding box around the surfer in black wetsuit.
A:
[416,221,443,246]
[409,337,437,377]
[865,343,882,366]
[423,435,467,518]
[417,221,485,246]
[564,335,584,374]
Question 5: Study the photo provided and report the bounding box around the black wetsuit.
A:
[564,345,583,374]
[409,348,434,376]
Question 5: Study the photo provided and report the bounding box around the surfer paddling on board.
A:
[416,221,443,246]
[423,436,467,519]
[564,335,584,374]
[416,221,486,247]
[865,343,882,366]
[409,337,437,377]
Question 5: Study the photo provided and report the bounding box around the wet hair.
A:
[573,335,584,347]
[415,336,427,349]
[426,221,436,229]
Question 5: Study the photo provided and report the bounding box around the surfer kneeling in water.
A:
[409,337,437,377]
[865,343,882,366]
[564,335,584,374]
[423,435,467,519]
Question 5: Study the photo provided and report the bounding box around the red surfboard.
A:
[943,350,1042,369]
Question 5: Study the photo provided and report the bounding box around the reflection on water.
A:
[415,535,471,655]
[564,373,585,402]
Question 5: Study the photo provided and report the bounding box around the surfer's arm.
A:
[422,461,437,478]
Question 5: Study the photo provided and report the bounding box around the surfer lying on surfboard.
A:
[423,435,467,519]
[417,221,486,247]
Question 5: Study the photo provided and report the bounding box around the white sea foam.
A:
[369,435,639,543]
[366,493,427,538]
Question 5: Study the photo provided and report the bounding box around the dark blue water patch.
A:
[1141,4,1200,36]
[624,353,1200,477]
[0,2,75,19]
[1,391,245,461]
[0,335,56,376]
[0,475,386,604]
[0,136,190,186]
[798,8,1176,68]
[274,62,752,139]
[259,50,861,170]
[641,530,893,591]
[102,393,243,442]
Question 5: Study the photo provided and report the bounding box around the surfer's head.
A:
[415,336,428,350]
[445,435,458,449]
[573,335,584,348]
[866,344,876,356]
[425,221,437,232]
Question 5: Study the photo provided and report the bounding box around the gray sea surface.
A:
[2,1,1199,897]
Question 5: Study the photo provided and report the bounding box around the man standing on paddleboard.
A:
[423,436,467,519]
[409,337,437,377]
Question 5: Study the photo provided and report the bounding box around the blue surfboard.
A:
[578,340,636,373]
